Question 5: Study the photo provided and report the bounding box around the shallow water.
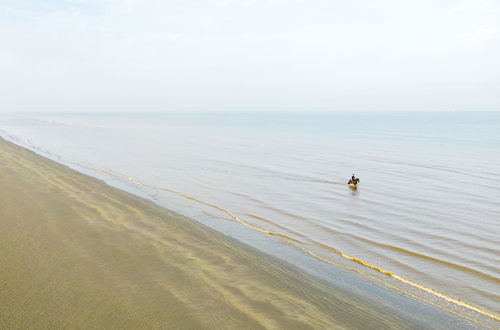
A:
[1,111,499,325]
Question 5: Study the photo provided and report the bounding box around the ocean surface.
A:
[1,111,499,326]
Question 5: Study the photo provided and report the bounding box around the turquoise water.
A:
[1,111,499,326]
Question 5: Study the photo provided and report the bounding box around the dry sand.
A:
[0,139,481,329]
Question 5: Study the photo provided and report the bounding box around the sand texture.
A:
[0,139,480,329]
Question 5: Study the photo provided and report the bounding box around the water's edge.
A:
[0,135,495,329]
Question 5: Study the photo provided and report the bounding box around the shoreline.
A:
[0,138,488,329]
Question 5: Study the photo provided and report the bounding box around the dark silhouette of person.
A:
[348,174,360,186]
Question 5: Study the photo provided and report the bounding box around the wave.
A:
[302,219,500,280]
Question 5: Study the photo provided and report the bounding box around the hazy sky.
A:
[1,0,499,112]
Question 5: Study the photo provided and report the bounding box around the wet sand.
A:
[0,139,485,329]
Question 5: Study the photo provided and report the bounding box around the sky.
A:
[0,0,499,112]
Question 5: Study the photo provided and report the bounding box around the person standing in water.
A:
[348,174,360,186]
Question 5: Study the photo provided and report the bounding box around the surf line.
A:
[303,239,500,323]
[284,241,495,329]
[158,187,302,243]
[120,174,500,325]
[116,174,300,243]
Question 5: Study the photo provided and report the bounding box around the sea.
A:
[1,111,499,326]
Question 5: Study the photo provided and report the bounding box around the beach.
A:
[1,112,498,322]
[0,138,487,329]
[2,0,499,327]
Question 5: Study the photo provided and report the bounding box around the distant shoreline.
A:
[0,138,488,329]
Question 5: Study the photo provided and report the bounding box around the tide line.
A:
[109,170,499,327]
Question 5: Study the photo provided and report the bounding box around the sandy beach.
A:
[0,138,487,329]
